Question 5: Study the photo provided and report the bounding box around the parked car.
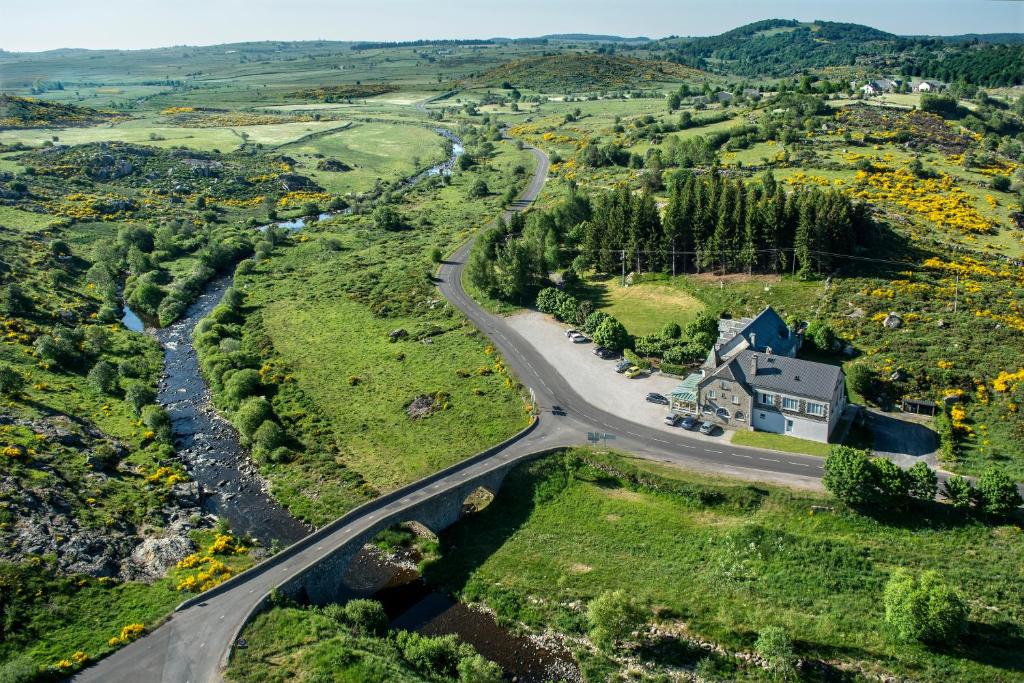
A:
[624,366,644,379]
[593,346,616,359]
[698,421,717,435]
[571,334,589,344]
[551,405,566,416]
[646,392,669,405]
[614,360,632,373]
[564,329,579,338]
[679,415,697,430]
[664,413,682,426]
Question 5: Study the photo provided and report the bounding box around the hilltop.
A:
[471,53,702,92]
[0,94,122,129]
[656,19,1024,85]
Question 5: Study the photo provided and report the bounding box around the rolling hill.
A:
[470,53,703,92]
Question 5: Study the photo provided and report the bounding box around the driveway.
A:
[867,408,939,466]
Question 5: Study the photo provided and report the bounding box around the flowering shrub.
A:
[145,466,187,486]
[108,623,145,647]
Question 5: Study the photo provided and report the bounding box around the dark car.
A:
[614,360,632,373]
[551,405,566,416]
[645,393,669,405]
[593,346,617,359]
[679,415,697,430]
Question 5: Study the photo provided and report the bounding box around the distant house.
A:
[741,88,761,100]
[861,78,899,96]
[714,91,734,103]
[913,80,945,93]
[669,307,847,443]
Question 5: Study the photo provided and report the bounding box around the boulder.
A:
[127,535,196,580]
[883,312,903,329]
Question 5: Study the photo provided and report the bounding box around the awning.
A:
[670,373,702,404]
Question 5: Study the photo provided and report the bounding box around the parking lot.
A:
[505,311,725,439]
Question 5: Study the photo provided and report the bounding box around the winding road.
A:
[74,133,828,683]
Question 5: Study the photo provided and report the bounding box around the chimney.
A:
[750,353,758,376]
[750,332,757,350]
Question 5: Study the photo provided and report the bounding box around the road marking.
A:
[736,454,753,459]
[791,462,811,467]
[680,444,695,449]
[652,438,669,444]
[760,458,780,462]
[705,449,723,454]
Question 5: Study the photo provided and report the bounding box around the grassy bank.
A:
[422,449,1024,682]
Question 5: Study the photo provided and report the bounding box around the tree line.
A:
[467,172,870,306]
[579,170,870,279]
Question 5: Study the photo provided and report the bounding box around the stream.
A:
[122,129,578,680]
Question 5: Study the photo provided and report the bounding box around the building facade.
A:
[669,307,847,443]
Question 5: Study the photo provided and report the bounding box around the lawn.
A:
[424,449,1024,682]
[730,429,832,457]
[576,273,706,335]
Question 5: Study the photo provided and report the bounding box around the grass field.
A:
[279,121,449,195]
[424,449,1024,682]
[0,117,351,151]
[730,429,832,457]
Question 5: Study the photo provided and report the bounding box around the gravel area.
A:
[505,311,725,440]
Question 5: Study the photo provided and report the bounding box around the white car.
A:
[565,329,579,338]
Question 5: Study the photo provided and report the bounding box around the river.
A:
[121,128,578,680]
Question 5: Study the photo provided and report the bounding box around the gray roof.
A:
[721,350,843,402]
[717,306,799,358]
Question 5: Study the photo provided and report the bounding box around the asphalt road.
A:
[73,131,826,683]
[436,140,828,488]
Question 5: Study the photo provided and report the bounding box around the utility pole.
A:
[621,250,626,288]
[671,238,676,278]
[696,247,701,275]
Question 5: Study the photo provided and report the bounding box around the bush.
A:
[536,287,561,314]
[457,654,503,683]
[124,383,156,415]
[224,369,261,409]
[592,317,630,352]
[87,360,118,394]
[555,294,580,323]
[0,283,33,315]
[823,446,875,506]
[975,468,1023,518]
[942,475,975,509]
[754,626,796,679]
[871,457,910,506]
[141,404,172,442]
[623,348,650,370]
[847,364,873,397]
[661,321,681,339]
[587,589,646,651]
[343,599,389,637]
[235,397,273,439]
[468,179,489,198]
[373,205,405,232]
[583,310,610,335]
[806,320,837,352]
[430,247,443,264]
[990,174,1011,192]
[0,654,38,683]
[0,363,26,396]
[253,420,285,452]
[907,461,938,501]
[883,569,967,643]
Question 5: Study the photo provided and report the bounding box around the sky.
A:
[1,0,1022,52]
